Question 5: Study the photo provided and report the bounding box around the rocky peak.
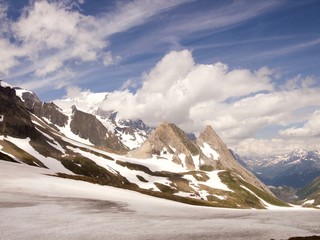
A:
[198,125,226,151]
[0,84,40,139]
[129,122,200,169]
[13,87,68,128]
[15,89,42,111]
[197,125,273,194]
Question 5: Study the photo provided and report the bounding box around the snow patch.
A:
[303,199,315,205]
[15,88,33,102]
[5,136,72,174]
[202,170,233,192]
[67,146,171,191]
[192,154,200,170]
[213,194,227,200]
[200,143,219,160]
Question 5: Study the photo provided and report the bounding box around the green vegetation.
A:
[238,176,290,207]
[154,183,178,194]
[0,140,46,167]
[60,154,132,188]
[199,164,215,172]
[185,171,209,181]
[217,171,285,208]
[297,176,320,200]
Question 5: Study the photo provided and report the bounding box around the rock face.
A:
[97,110,153,150]
[130,122,200,169]
[131,123,273,195]
[18,90,68,127]
[70,107,128,152]
[197,126,272,194]
[0,85,39,139]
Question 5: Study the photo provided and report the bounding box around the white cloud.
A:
[100,49,275,130]
[65,85,87,99]
[233,137,319,157]
[34,58,63,77]
[281,75,316,91]
[279,110,320,138]
[102,51,122,66]
[96,49,320,155]
[120,79,138,90]
[13,1,104,65]
[1,0,189,87]
[18,68,75,91]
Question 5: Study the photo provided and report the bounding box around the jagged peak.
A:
[129,122,200,169]
[197,125,226,149]
[151,122,199,155]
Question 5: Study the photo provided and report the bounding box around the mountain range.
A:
[242,150,320,188]
[0,80,303,209]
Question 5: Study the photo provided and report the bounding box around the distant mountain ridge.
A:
[0,81,288,209]
[242,149,320,188]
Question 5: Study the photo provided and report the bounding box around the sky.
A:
[1,0,320,156]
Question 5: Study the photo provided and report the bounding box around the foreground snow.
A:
[0,161,319,240]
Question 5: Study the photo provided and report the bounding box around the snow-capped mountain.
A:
[0,81,288,209]
[54,91,152,150]
[242,149,320,188]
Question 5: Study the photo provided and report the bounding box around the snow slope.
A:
[0,161,319,240]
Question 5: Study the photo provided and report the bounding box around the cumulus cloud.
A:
[279,110,320,138]
[120,79,138,91]
[281,75,316,91]
[13,1,104,70]
[100,49,275,131]
[95,49,320,155]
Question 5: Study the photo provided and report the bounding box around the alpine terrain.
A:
[0,80,289,209]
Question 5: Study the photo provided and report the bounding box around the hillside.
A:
[297,176,320,208]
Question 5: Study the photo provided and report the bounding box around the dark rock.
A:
[18,90,68,127]
[0,85,40,139]
[70,108,128,152]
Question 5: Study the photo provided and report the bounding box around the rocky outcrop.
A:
[130,123,273,195]
[130,122,200,169]
[197,125,273,194]
[0,85,40,139]
[18,90,68,127]
[70,107,128,153]
[33,102,68,127]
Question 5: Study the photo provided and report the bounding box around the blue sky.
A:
[2,0,319,97]
[1,0,320,155]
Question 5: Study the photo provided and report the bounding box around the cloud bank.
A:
[97,50,320,156]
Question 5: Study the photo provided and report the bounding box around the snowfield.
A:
[0,161,319,240]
